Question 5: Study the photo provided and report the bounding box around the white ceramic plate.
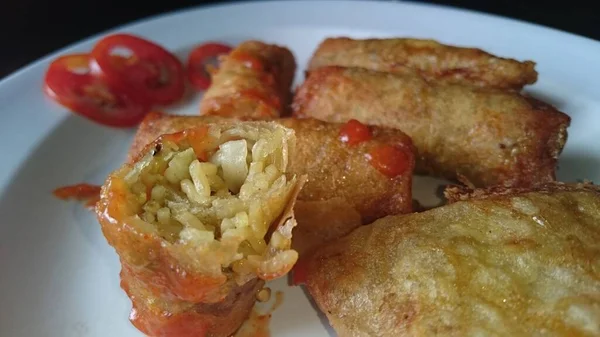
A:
[1,1,599,336]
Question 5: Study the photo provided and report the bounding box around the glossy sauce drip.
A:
[367,144,410,178]
[160,126,210,161]
[339,119,372,146]
[53,183,101,209]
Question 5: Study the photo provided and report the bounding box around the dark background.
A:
[1,0,598,79]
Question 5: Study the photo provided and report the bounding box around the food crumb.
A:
[235,289,284,336]
[256,287,271,302]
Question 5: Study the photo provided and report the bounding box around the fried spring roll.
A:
[308,37,538,89]
[293,66,570,187]
[304,182,600,337]
[292,198,362,256]
[128,112,415,255]
[120,266,264,337]
[199,41,296,119]
[97,121,304,336]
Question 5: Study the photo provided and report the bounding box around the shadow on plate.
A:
[412,175,454,210]
[299,286,337,337]
[557,153,600,183]
[523,88,567,111]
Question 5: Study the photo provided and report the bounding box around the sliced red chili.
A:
[44,54,150,127]
[91,33,185,105]
[186,42,232,90]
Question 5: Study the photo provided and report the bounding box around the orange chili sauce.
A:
[367,145,410,178]
[53,183,101,209]
[339,119,372,146]
[160,126,210,161]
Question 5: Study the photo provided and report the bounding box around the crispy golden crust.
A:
[199,41,296,119]
[293,66,570,188]
[306,182,600,337]
[121,266,264,337]
[278,117,414,224]
[292,198,362,257]
[445,181,600,203]
[129,112,415,225]
[308,37,537,89]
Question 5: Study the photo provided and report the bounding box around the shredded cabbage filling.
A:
[122,124,298,278]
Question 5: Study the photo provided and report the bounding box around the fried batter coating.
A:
[293,66,570,187]
[278,117,414,224]
[128,112,415,255]
[199,40,296,119]
[305,182,600,337]
[308,37,537,89]
[120,266,264,337]
[292,198,362,256]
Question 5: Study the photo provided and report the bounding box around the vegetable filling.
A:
[122,123,299,279]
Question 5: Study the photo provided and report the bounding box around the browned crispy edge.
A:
[445,181,600,203]
[307,37,538,89]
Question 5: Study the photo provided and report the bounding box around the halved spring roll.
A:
[293,66,570,188]
[128,112,415,255]
[307,37,538,89]
[304,182,600,337]
[199,40,296,119]
[120,265,264,337]
[97,121,305,336]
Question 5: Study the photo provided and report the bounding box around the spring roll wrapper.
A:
[292,198,362,256]
[98,123,305,300]
[120,266,264,337]
[199,41,296,119]
[293,66,570,188]
[304,182,600,337]
[307,37,538,89]
[128,112,415,256]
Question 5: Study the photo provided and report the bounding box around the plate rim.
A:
[1,1,599,336]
